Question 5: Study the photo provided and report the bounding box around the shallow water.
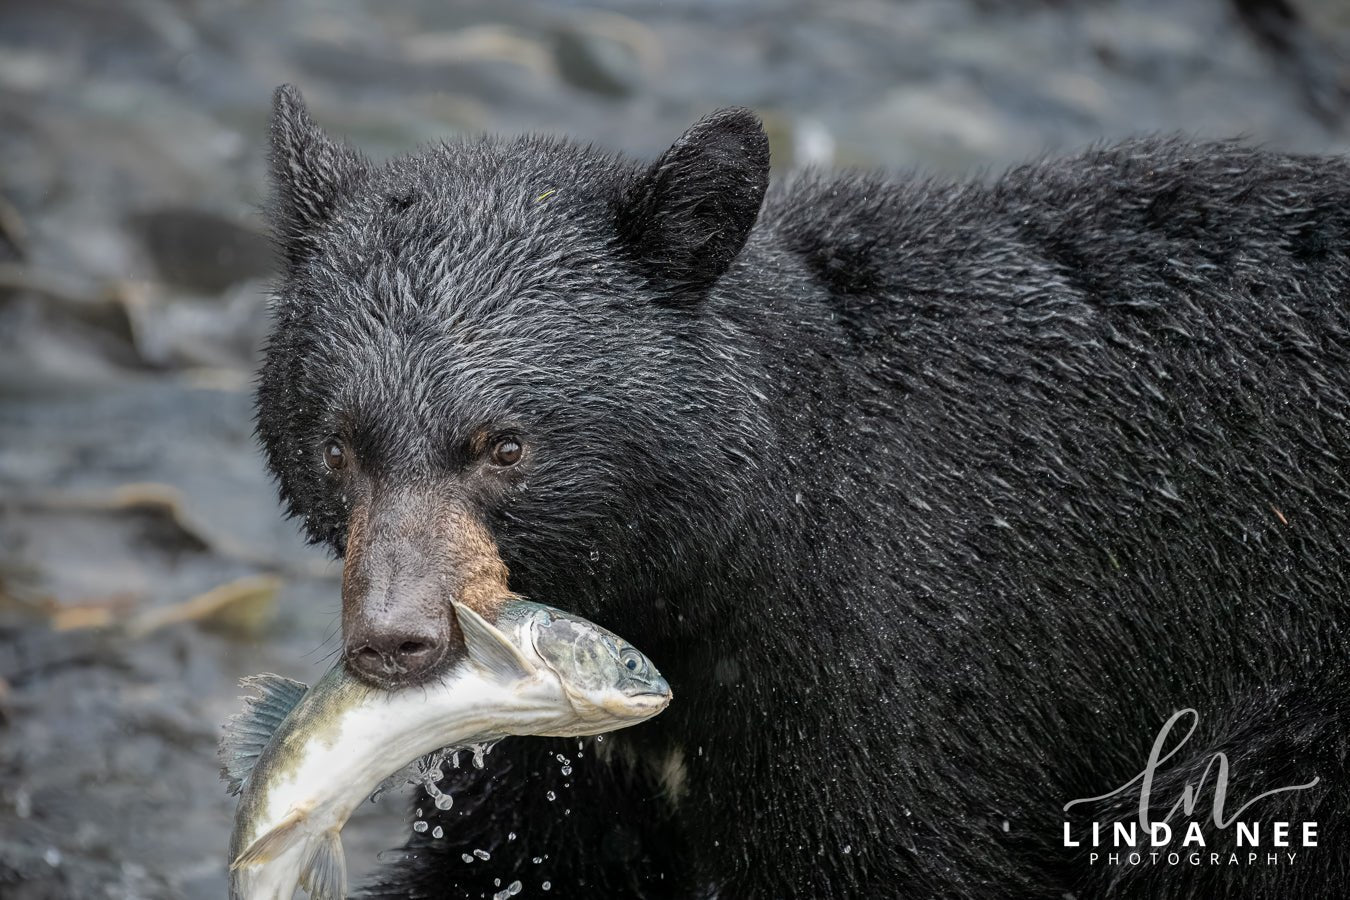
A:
[1,0,1347,896]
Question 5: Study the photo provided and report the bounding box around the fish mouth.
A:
[628,678,672,703]
[607,690,672,717]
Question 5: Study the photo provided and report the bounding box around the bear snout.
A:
[340,485,511,688]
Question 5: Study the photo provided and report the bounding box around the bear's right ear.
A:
[616,108,770,302]
[268,85,366,265]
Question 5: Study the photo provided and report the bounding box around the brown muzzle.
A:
[341,483,509,687]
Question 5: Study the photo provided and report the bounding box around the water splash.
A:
[468,740,498,769]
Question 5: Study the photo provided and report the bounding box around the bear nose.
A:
[344,622,447,687]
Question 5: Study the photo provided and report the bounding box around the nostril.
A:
[352,646,382,667]
[345,628,445,685]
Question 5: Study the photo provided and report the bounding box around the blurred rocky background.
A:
[1,0,1347,897]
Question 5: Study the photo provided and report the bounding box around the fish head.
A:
[526,607,671,733]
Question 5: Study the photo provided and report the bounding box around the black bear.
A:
[255,84,1350,898]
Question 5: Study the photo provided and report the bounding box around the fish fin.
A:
[453,601,537,681]
[231,809,304,869]
[219,673,309,795]
[300,830,347,900]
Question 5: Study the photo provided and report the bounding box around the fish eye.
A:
[323,439,347,471]
[619,646,643,673]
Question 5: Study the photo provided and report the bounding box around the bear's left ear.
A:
[616,108,770,301]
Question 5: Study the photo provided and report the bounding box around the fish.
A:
[220,599,671,900]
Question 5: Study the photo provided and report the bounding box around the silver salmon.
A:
[220,600,670,900]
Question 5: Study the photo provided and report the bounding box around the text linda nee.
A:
[1060,708,1320,864]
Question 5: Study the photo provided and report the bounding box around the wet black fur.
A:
[256,85,1350,898]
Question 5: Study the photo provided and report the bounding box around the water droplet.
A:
[412,820,428,834]
[532,857,543,865]
[435,793,454,811]
[561,766,572,776]
[432,826,444,839]
[542,882,551,891]
[462,854,474,864]
[470,742,496,769]
[415,808,423,818]
[474,849,491,861]
[546,791,556,801]
[494,878,501,887]
[842,845,852,855]
[595,735,604,743]
[43,847,61,868]
[508,831,516,841]
[555,753,569,764]
[589,549,600,562]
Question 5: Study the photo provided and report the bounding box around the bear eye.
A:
[490,438,523,467]
[323,439,347,471]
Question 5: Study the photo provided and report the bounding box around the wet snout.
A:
[341,485,510,688]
